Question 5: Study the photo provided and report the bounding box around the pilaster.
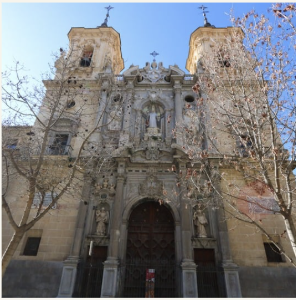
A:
[173,81,183,145]
[181,261,198,297]
[120,80,134,146]
[100,161,126,297]
[178,161,198,297]
[57,177,92,297]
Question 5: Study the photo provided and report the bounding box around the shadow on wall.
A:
[2,260,63,297]
[239,266,296,297]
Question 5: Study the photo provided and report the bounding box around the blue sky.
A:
[2,2,273,80]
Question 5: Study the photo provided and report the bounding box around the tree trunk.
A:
[284,215,296,258]
[2,231,25,277]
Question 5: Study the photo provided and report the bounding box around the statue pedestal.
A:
[100,258,120,297]
[57,256,79,297]
[222,261,242,297]
[144,127,162,141]
[180,260,198,297]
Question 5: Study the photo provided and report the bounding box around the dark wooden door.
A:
[124,201,176,297]
[194,249,226,297]
[73,246,107,298]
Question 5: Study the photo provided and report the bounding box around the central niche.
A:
[141,103,165,140]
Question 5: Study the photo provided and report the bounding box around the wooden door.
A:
[194,249,226,297]
[74,246,107,298]
[124,201,176,297]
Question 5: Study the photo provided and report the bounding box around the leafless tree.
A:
[2,45,125,276]
[175,4,296,266]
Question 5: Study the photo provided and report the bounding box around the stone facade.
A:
[2,21,296,298]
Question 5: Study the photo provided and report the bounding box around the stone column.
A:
[101,161,126,297]
[173,81,183,145]
[57,177,92,297]
[90,80,109,145]
[164,109,172,145]
[134,109,142,146]
[178,162,198,297]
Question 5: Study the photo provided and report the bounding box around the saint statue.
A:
[95,207,109,236]
[108,103,122,131]
[143,105,161,129]
[147,105,159,128]
[193,203,208,237]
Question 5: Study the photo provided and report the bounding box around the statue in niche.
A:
[95,207,109,236]
[145,105,160,128]
[103,54,112,73]
[193,203,208,237]
[102,178,109,189]
[108,102,122,131]
[142,104,164,137]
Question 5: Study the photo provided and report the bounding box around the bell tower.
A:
[59,6,124,79]
[186,6,242,74]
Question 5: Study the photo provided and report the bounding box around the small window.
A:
[67,101,76,108]
[184,95,195,103]
[23,237,41,256]
[238,135,253,157]
[49,134,69,155]
[80,50,93,67]
[264,242,284,262]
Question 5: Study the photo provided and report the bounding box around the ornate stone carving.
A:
[107,102,122,131]
[145,136,161,160]
[139,174,163,198]
[95,178,116,196]
[142,61,165,83]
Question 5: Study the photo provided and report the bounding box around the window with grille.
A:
[49,134,69,155]
[33,192,57,209]
[23,237,41,256]
[264,242,284,262]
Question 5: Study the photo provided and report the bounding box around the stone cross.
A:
[150,51,159,62]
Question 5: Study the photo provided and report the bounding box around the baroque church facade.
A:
[2,10,296,298]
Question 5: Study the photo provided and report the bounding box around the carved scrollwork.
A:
[139,174,163,198]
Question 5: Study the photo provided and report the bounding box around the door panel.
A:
[124,201,176,297]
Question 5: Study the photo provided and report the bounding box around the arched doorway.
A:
[123,201,176,297]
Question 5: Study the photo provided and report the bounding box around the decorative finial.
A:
[100,5,114,27]
[150,51,159,62]
[198,5,214,27]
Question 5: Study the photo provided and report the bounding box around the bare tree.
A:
[2,45,125,276]
[174,4,296,266]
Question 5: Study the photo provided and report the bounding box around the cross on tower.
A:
[100,5,114,27]
[150,51,159,62]
[198,5,213,27]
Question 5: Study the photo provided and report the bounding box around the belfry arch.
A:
[122,200,178,297]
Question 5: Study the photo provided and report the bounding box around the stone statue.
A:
[102,178,109,189]
[96,207,109,236]
[146,105,159,128]
[108,103,122,130]
[103,54,112,73]
[193,203,208,237]
[109,183,116,195]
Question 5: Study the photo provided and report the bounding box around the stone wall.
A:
[239,266,296,297]
[2,260,63,297]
